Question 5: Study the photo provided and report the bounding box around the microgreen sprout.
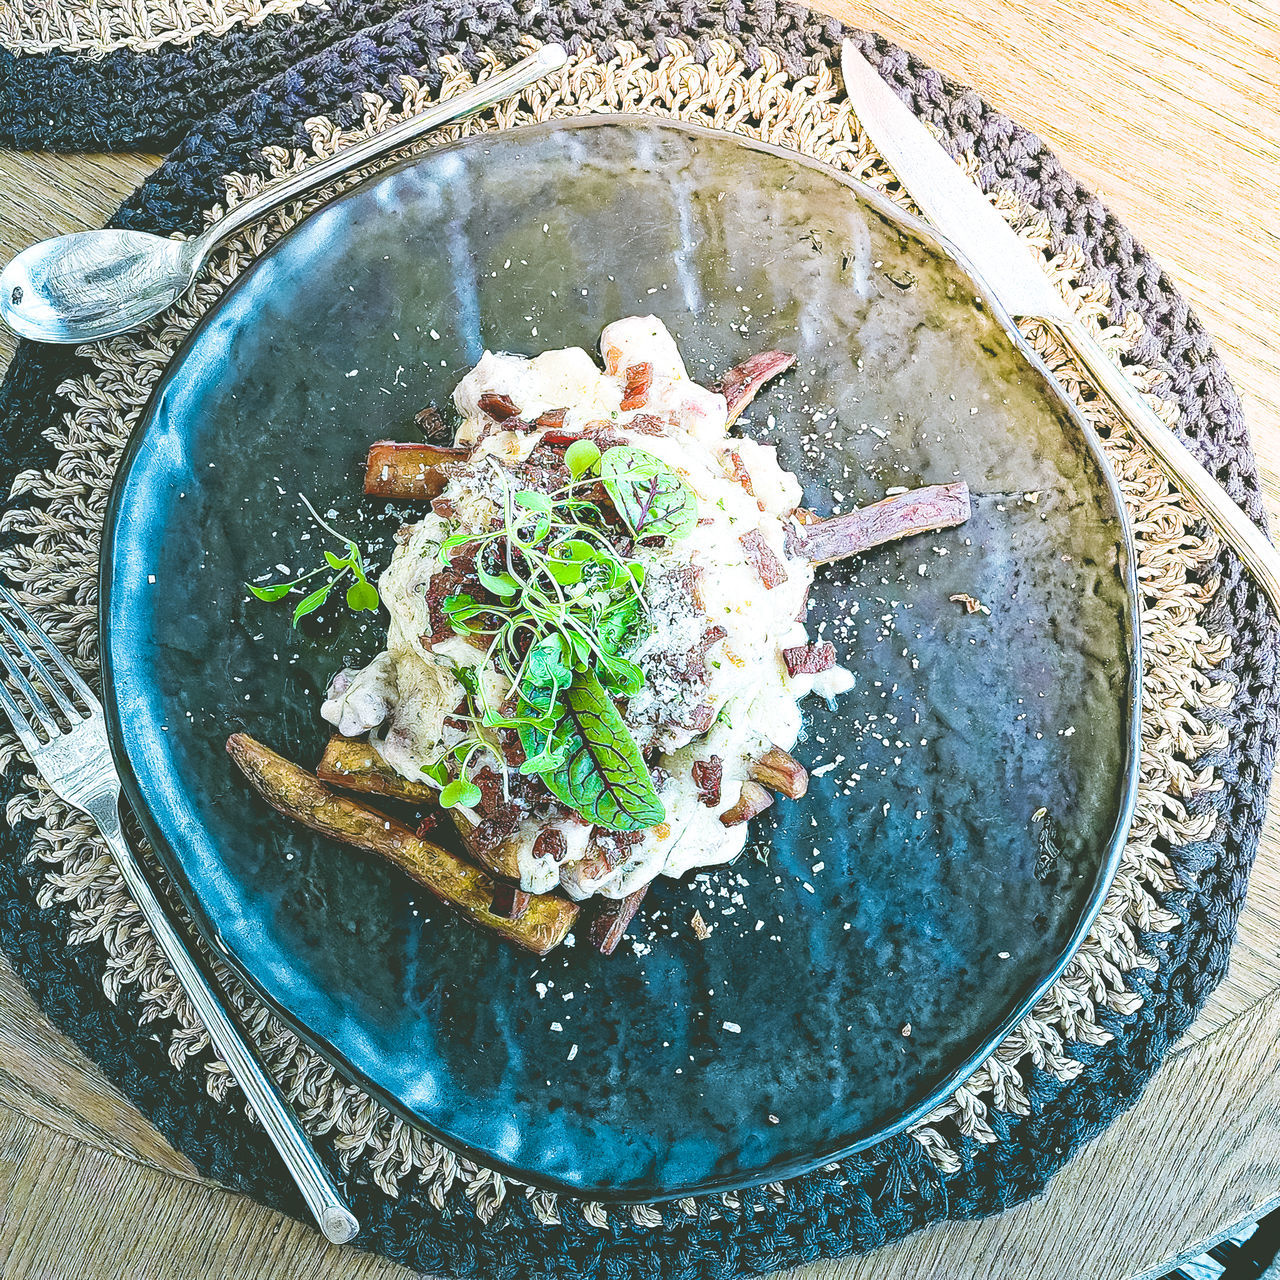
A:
[247,494,381,626]
[429,445,697,829]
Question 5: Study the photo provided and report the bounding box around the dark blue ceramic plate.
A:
[100,119,1140,1201]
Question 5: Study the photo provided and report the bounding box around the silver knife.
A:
[841,40,1280,613]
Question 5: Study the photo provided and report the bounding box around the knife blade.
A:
[840,42,1068,323]
[840,39,1280,614]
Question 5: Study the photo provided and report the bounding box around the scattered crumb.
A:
[690,910,712,940]
[1032,807,1048,822]
[901,1023,912,1036]
[949,592,991,615]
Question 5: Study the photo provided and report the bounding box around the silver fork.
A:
[0,583,359,1244]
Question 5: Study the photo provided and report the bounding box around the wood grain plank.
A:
[817,0,1280,450]
[0,958,203,1180]
[0,1104,418,1280]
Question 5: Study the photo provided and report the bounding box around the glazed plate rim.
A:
[98,115,1143,1202]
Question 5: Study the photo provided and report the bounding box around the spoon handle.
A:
[197,44,568,253]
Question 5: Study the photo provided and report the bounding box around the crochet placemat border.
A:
[0,12,1275,1279]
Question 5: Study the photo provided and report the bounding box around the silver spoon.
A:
[0,44,568,344]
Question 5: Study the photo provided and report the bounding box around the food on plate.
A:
[235,317,971,954]
[227,733,577,954]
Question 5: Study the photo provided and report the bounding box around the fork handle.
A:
[1046,315,1280,614]
[97,816,359,1243]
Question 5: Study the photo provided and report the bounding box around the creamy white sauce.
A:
[322,317,851,899]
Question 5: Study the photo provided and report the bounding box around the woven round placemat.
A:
[1,8,1277,1277]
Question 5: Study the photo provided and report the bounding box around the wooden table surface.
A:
[3,3,1279,1276]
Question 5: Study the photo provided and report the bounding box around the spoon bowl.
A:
[0,230,203,344]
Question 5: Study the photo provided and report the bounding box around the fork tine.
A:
[0,608,82,722]
[0,634,59,739]
[0,674,42,756]
[0,585,97,707]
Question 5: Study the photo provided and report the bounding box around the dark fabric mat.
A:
[1,4,1277,1276]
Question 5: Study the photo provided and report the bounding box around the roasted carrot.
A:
[364,441,468,499]
[228,734,577,955]
[316,735,439,804]
[713,350,796,425]
[791,482,971,563]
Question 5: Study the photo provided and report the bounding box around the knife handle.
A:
[1047,315,1280,614]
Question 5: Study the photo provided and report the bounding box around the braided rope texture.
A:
[0,4,1277,1276]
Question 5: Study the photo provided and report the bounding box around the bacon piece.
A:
[478,391,520,421]
[620,362,654,411]
[791,483,971,563]
[540,420,631,450]
[677,701,716,735]
[415,812,440,839]
[782,641,836,676]
[421,567,470,643]
[364,442,468,499]
[414,405,448,440]
[589,885,650,955]
[594,828,643,870]
[749,746,809,799]
[582,422,631,450]
[725,449,755,496]
[719,781,775,827]
[692,756,723,806]
[533,828,569,864]
[603,343,624,375]
[713,350,796,424]
[473,812,518,853]
[628,413,665,436]
[541,429,580,446]
[535,407,568,430]
[739,529,788,589]
[450,815,522,881]
[489,882,532,920]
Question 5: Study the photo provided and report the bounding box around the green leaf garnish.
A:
[248,500,380,628]
[439,778,482,809]
[345,578,380,612]
[248,581,300,602]
[292,581,333,624]
[599,654,645,696]
[421,760,450,786]
[564,438,602,478]
[518,669,663,831]
[475,562,522,598]
[524,636,572,691]
[599,446,698,541]
[405,456,672,829]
